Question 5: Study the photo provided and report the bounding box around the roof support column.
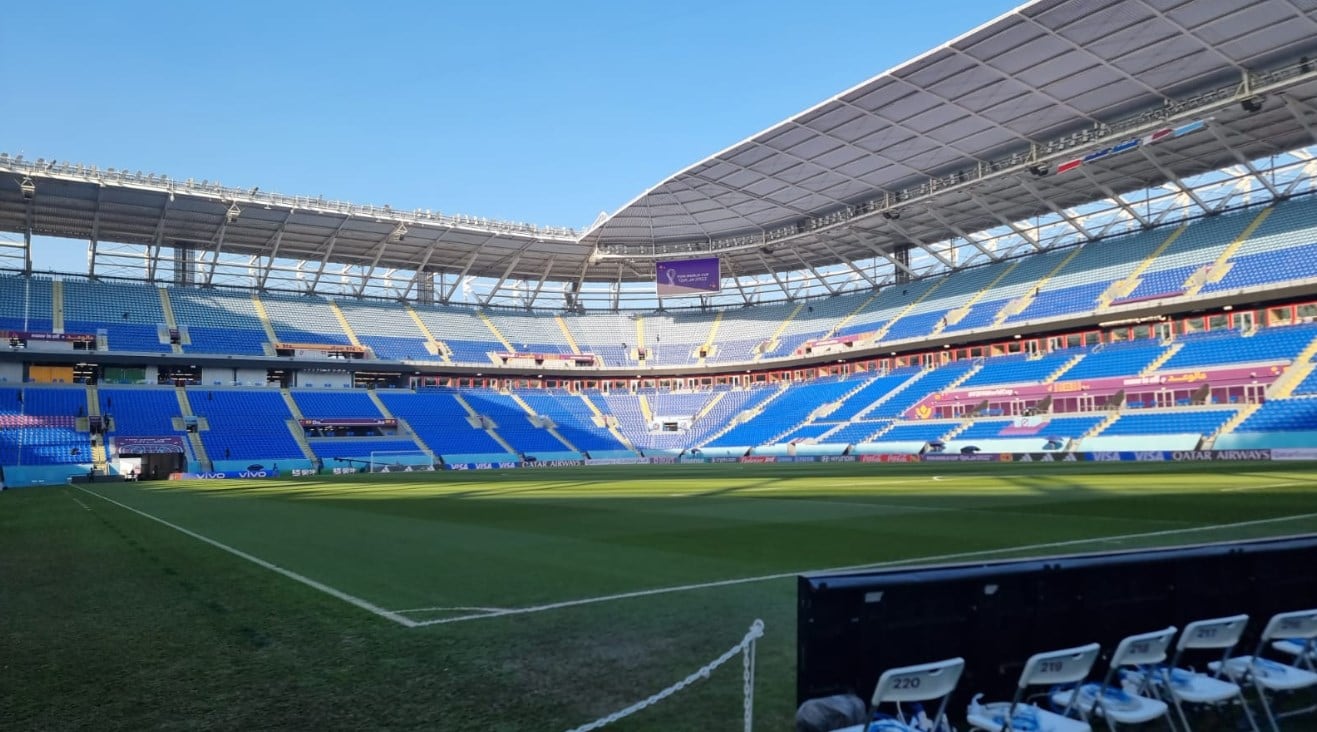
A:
[479,253,523,307]
[967,193,1042,252]
[309,218,350,294]
[442,245,486,304]
[1015,176,1095,241]
[525,256,556,309]
[1137,146,1215,215]
[1282,94,1317,147]
[400,240,441,300]
[145,194,174,283]
[1077,168,1151,228]
[1284,159,1317,197]
[846,233,915,281]
[821,239,878,289]
[251,210,293,290]
[1205,124,1282,200]
[22,194,32,274]
[921,208,1000,262]
[612,264,622,311]
[791,250,838,296]
[203,219,227,287]
[353,224,401,298]
[87,186,105,278]
[755,253,794,301]
[720,257,754,305]
[882,218,958,267]
[566,258,591,312]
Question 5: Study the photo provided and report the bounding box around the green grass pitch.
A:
[5,461,1317,731]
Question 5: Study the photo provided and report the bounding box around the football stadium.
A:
[7,1,1317,730]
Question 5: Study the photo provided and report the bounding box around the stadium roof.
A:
[583,0,1317,255]
[2,0,1317,301]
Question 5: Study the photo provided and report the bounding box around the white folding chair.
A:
[835,657,965,732]
[1152,614,1259,732]
[1212,609,1317,732]
[1050,627,1178,731]
[967,642,1101,732]
[1271,637,1317,672]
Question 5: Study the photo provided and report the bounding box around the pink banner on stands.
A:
[903,364,1285,419]
[859,454,921,463]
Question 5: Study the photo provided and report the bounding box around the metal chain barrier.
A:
[564,619,765,732]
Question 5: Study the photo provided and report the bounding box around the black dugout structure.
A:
[798,535,1317,708]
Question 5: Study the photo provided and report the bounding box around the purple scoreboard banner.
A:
[116,436,187,454]
[656,257,721,297]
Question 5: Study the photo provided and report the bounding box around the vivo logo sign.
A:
[239,470,269,478]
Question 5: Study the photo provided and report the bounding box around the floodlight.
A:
[1241,96,1264,113]
[19,177,35,199]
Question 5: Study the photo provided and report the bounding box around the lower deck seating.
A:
[0,387,92,465]
[517,392,627,453]
[377,390,512,459]
[1233,397,1317,433]
[1098,409,1236,437]
[191,390,305,461]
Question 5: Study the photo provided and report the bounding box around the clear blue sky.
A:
[3,0,1020,272]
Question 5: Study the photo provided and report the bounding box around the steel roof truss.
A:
[1078,167,1151,228]
[1135,146,1215,216]
[790,249,839,296]
[833,98,988,177]
[755,253,794,301]
[201,218,228,287]
[255,210,293,291]
[1014,175,1095,241]
[87,186,105,278]
[921,206,1002,262]
[659,185,716,242]
[883,217,959,267]
[352,226,398,298]
[442,244,487,304]
[308,218,351,294]
[966,192,1045,251]
[1019,8,1173,104]
[613,264,623,311]
[821,239,879,289]
[525,256,556,309]
[1282,94,1317,148]
[399,237,442,300]
[718,257,753,306]
[480,253,524,308]
[1206,124,1283,199]
[1284,159,1317,196]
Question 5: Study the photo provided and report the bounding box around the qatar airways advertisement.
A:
[656,257,721,297]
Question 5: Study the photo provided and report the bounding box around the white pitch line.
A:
[411,511,1317,627]
[1221,481,1308,493]
[77,486,419,628]
[65,491,92,511]
[395,605,509,615]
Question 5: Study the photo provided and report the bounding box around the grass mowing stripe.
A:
[64,489,92,511]
[76,485,419,628]
[408,510,1317,626]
